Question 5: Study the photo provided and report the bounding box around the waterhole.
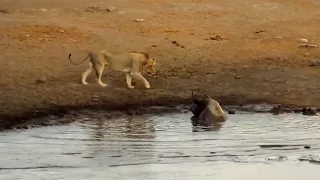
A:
[0,111,319,179]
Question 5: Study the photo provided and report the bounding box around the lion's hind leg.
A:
[93,62,108,88]
[81,62,93,85]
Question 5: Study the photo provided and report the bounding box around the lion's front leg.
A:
[126,73,134,89]
[132,73,150,89]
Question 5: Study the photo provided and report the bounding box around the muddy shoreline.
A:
[1,93,319,131]
[1,0,320,130]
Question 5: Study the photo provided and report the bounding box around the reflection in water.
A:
[86,115,156,141]
[0,112,320,180]
[83,114,156,161]
[122,116,156,139]
[191,116,224,132]
[91,117,104,141]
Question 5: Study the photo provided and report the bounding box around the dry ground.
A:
[0,0,320,129]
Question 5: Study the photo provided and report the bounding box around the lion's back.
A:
[104,52,144,72]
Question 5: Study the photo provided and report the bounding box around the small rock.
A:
[16,126,28,129]
[116,10,125,15]
[304,53,310,56]
[152,45,158,47]
[228,110,235,114]
[294,108,302,113]
[60,29,65,33]
[106,6,117,12]
[25,34,30,38]
[35,76,47,84]
[92,95,99,102]
[207,35,227,41]
[182,110,189,113]
[171,40,183,47]
[135,19,144,22]
[297,44,318,48]
[126,110,136,115]
[270,105,285,115]
[254,30,265,34]
[299,38,309,43]
[302,107,317,116]
[309,59,320,66]
[235,76,241,79]
[40,122,48,126]
[175,42,182,47]
[40,8,48,12]
[273,36,282,39]
[48,115,58,120]
[263,92,271,95]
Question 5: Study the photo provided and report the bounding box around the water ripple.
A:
[0,112,319,179]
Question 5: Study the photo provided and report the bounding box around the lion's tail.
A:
[68,53,90,65]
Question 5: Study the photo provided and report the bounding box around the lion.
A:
[68,50,156,89]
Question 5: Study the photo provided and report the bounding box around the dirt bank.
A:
[0,0,320,130]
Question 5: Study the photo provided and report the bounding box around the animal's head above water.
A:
[191,94,209,117]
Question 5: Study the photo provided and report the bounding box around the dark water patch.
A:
[82,156,94,159]
[61,152,82,155]
[260,144,309,148]
[269,148,301,151]
[109,162,157,167]
[0,165,81,170]
[159,155,191,158]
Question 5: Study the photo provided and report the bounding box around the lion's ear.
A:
[143,52,150,59]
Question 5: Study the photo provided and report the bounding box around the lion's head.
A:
[143,57,157,76]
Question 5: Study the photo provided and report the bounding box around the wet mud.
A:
[5,101,318,132]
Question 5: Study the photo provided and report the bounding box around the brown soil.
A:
[0,0,320,130]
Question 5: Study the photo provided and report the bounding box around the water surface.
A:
[0,111,319,180]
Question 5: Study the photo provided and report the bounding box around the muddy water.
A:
[0,111,320,180]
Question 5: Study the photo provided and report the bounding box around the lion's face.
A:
[143,58,156,76]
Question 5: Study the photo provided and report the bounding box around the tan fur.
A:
[199,95,227,123]
[68,50,156,89]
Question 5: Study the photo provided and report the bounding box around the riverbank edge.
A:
[1,93,319,131]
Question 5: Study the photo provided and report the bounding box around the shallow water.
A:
[1,111,320,180]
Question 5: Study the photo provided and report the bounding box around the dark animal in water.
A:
[190,94,227,126]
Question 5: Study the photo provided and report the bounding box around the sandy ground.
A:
[0,0,320,130]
